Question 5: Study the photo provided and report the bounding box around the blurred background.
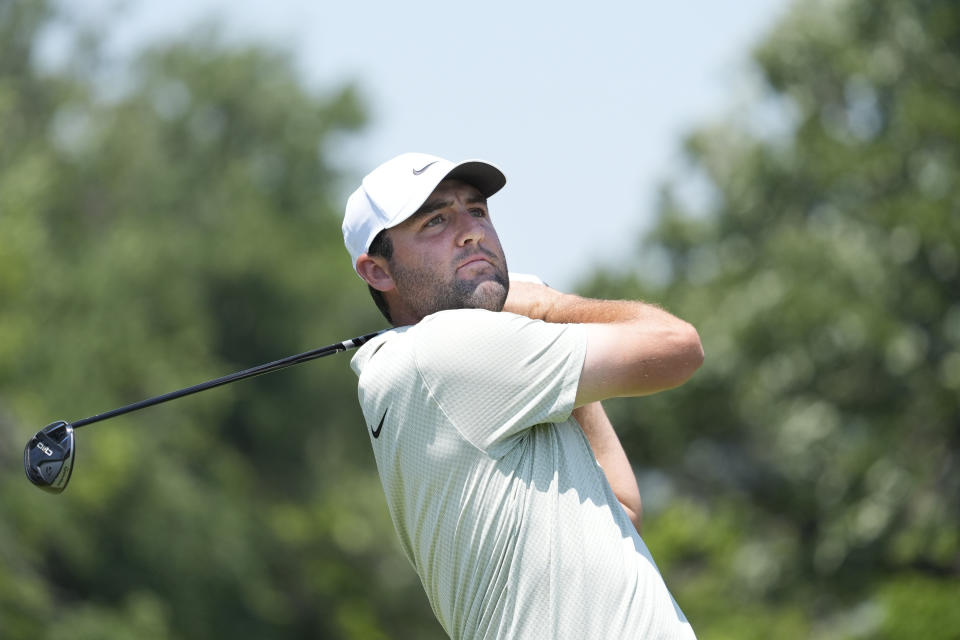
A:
[1,0,958,637]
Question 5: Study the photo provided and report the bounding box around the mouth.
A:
[457,255,494,272]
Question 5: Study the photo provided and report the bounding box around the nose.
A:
[454,208,485,247]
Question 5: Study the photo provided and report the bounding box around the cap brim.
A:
[445,161,506,198]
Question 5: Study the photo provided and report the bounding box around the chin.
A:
[467,279,508,312]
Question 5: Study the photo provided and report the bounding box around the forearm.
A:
[548,297,689,350]
[505,280,704,404]
[572,401,642,533]
[506,284,669,326]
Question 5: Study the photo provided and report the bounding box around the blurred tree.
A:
[5,0,959,638]
[581,0,960,637]
[0,0,444,637]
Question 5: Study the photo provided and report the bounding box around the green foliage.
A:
[582,0,960,636]
[0,1,443,637]
[4,0,958,637]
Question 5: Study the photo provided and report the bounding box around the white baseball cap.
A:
[342,152,506,273]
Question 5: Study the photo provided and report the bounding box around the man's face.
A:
[383,179,509,322]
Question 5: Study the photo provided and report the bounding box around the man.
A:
[342,152,703,639]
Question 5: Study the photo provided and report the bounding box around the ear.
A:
[356,253,395,292]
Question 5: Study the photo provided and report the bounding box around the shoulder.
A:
[348,310,511,377]
[350,309,507,369]
[352,309,586,380]
[349,324,412,377]
[412,309,586,375]
[412,308,570,350]
[415,308,526,336]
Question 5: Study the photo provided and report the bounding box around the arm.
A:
[572,401,643,533]
[503,280,704,406]
[503,278,699,534]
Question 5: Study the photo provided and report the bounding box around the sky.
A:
[55,0,793,290]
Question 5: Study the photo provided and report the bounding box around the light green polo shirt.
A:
[351,308,695,640]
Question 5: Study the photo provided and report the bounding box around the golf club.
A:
[24,330,383,494]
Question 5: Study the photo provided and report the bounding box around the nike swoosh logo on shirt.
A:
[412,161,438,175]
[371,409,387,438]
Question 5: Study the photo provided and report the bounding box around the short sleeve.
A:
[411,309,586,456]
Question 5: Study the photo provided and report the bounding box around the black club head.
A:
[24,420,75,494]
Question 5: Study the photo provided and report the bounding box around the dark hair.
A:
[367,230,394,324]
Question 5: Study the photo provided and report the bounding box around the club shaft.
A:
[71,331,383,429]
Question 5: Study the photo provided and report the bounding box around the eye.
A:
[423,214,445,228]
[470,207,487,218]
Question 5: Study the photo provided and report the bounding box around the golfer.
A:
[342,152,703,639]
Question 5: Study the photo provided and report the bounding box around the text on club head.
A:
[36,442,54,456]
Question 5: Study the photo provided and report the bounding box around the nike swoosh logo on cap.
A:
[412,161,438,175]
[371,408,387,438]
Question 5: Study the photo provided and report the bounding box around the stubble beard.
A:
[391,251,510,320]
